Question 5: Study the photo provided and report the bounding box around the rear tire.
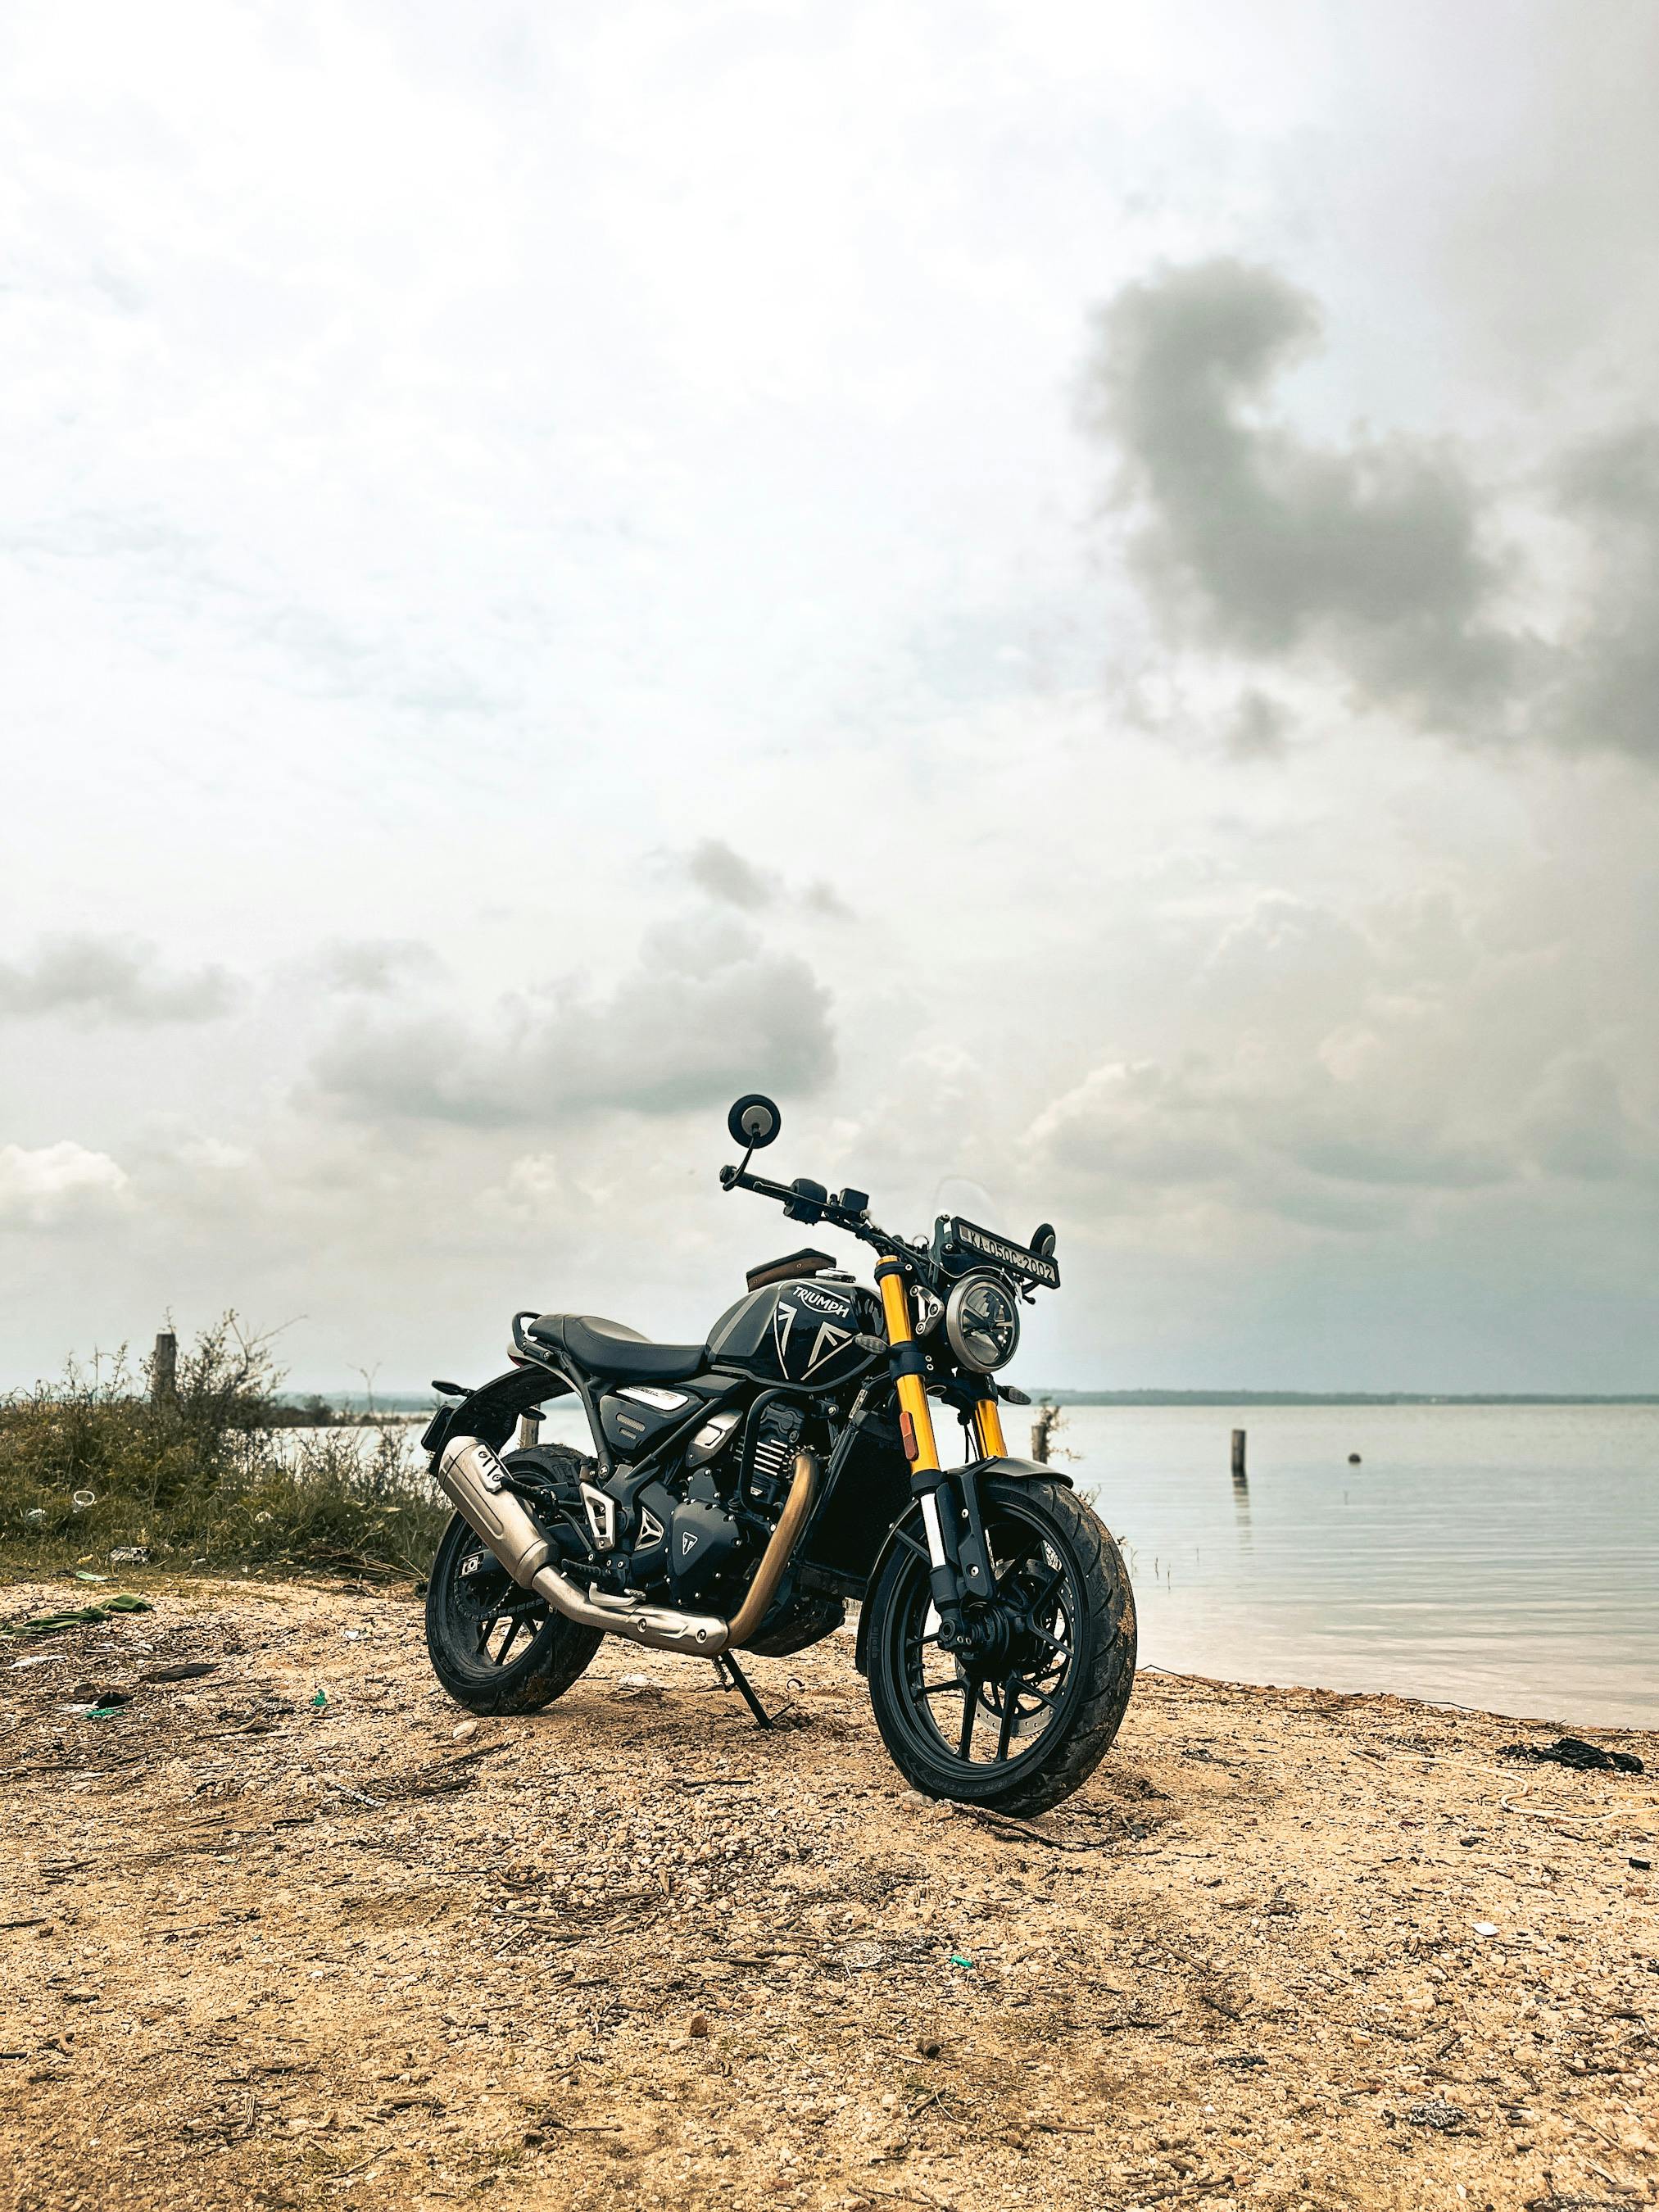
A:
[424,1511,602,1716]
[864,1475,1135,1815]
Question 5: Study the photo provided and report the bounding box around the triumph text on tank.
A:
[419,1096,1136,1812]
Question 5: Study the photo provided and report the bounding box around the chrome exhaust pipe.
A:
[434,1435,819,1658]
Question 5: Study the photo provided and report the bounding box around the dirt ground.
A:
[2,1576,1655,2212]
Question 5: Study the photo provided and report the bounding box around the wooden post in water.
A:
[152,1329,178,1406]
[1231,1427,1247,1480]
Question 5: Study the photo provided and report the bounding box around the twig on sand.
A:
[954,1803,1088,1851]
[324,2154,384,2187]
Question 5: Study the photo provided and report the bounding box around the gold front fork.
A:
[876,1260,941,1471]
[971,1392,1007,1458]
[877,1261,1009,1465]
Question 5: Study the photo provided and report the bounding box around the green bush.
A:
[0,1317,449,1580]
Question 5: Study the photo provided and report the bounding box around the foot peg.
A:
[713,1651,772,1729]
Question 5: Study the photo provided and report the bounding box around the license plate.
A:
[949,1217,1060,1289]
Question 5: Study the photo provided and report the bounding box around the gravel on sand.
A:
[2,1576,1656,2211]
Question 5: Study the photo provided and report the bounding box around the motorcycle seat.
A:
[527,1312,708,1383]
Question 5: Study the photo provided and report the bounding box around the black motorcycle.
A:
[420,1095,1135,1812]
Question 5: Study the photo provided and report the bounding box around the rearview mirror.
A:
[728,1093,782,1149]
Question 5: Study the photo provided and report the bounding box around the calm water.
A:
[529,1399,1659,1728]
[1059,1403,1659,1729]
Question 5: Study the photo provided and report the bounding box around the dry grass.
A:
[0,1319,447,1585]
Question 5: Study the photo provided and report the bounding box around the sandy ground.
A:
[2,1575,1656,2212]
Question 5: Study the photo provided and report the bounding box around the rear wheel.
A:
[864,1475,1135,1815]
[424,1510,602,1716]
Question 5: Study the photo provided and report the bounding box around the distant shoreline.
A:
[1027,1389,1659,1407]
[276,1386,1659,1413]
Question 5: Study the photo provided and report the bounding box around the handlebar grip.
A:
[720,1164,794,1201]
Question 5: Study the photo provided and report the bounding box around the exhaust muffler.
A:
[434,1435,818,1657]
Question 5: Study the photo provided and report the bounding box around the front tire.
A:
[424,1510,602,1716]
[864,1475,1135,1815]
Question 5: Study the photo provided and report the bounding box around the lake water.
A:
[521,1398,1659,1729]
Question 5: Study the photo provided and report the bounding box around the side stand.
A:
[713,1651,773,1729]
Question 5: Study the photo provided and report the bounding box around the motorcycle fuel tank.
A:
[705,1278,876,1389]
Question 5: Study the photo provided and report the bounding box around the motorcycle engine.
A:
[625,1401,804,1607]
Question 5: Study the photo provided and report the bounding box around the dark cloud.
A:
[1086,259,1517,727]
[1226,689,1291,761]
[309,937,443,995]
[310,914,835,1126]
[1542,422,1659,761]
[0,935,237,1024]
[686,839,773,911]
[682,839,853,922]
[801,878,854,921]
[1086,260,1659,767]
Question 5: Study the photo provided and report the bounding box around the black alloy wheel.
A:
[864,1475,1135,1815]
[424,1510,601,1716]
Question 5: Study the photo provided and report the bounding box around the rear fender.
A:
[422,1361,573,1460]
[853,1456,1072,1676]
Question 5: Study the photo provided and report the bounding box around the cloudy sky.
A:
[4,0,1657,1393]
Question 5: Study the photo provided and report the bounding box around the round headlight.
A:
[944,1274,1021,1373]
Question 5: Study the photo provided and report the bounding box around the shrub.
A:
[0,1317,448,1580]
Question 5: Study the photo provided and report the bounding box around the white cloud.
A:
[0,1142,130,1228]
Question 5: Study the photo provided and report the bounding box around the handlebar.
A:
[720,1160,918,1268]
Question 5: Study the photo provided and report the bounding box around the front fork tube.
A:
[876,1260,1001,1622]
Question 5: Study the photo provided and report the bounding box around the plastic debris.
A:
[1631,1856,1652,1871]
[0,1595,152,1638]
[1406,2098,1469,2132]
[451,1720,478,1743]
[107,1548,150,1566]
[310,1688,329,1711]
[23,1509,47,1527]
[1472,1921,1498,1938]
[70,1491,97,1512]
[70,1684,130,1707]
[949,1952,974,1970]
[1500,1735,1644,1775]
[72,1571,110,1584]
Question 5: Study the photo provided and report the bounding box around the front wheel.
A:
[864,1475,1135,1815]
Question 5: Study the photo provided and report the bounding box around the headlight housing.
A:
[944,1273,1021,1373]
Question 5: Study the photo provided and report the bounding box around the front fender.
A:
[852,1456,1072,1676]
